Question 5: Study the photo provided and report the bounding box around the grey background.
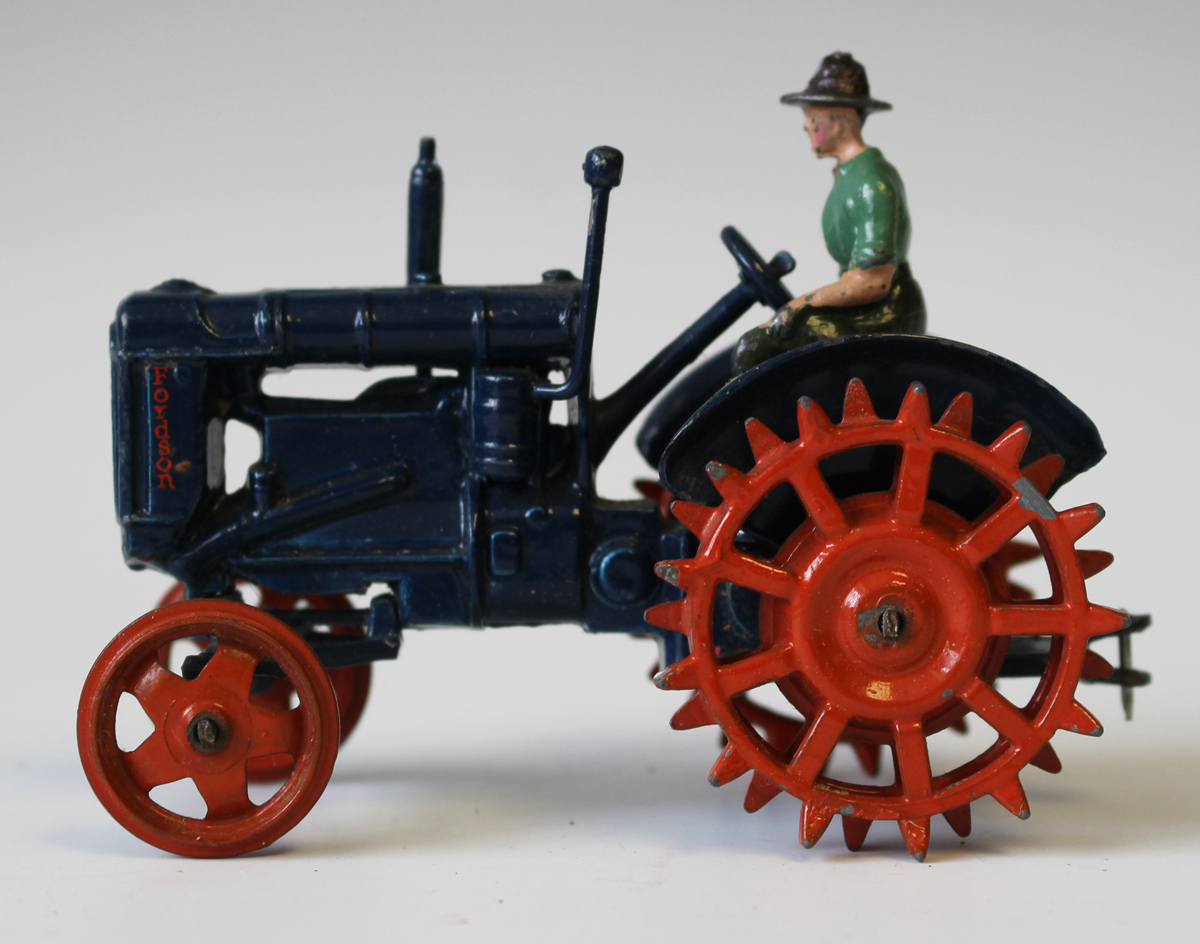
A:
[1,1,1197,940]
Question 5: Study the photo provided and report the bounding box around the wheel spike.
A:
[841,378,878,424]
[799,802,837,849]
[653,561,684,587]
[1029,742,1063,774]
[670,692,718,730]
[943,805,972,837]
[1020,453,1065,495]
[951,717,969,734]
[796,396,833,440]
[652,655,702,692]
[708,745,750,786]
[1007,583,1035,602]
[1077,549,1114,579]
[990,777,1031,819]
[934,391,974,438]
[989,421,1032,468]
[1088,605,1132,637]
[851,741,881,777]
[897,381,931,427]
[744,418,785,463]
[1082,649,1114,679]
[643,600,684,633]
[705,462,747,501]
[743,772,784,813]
[1060,700,1104,737]
[634,479,667,502]
[842,815,872,851]
[899,817,931,862]
[1059,503,1105,544]
[635,480,675,521]
[671,501,719,539]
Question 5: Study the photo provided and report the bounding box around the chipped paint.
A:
[1013,476,1057,520]
[654,562,679,586]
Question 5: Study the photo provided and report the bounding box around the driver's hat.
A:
[781,52,892,115]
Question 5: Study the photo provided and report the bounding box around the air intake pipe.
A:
[408,137,443,286]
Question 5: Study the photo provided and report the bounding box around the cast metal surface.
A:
[84,137,1148,859]
[648,379,1128,860]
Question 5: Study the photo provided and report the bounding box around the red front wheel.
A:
[78,599,340,857]
[156,583,372,782]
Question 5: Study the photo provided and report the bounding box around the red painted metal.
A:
[156,583,372,782]
[634,479,676,522]
[649,380,1124,858]
[77,599,340,857]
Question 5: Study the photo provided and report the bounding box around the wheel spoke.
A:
[892,720,933,800]
[734,696,804,753]
[716,644,796,699]
[194,765,254,820]
[893,444,934,525]
[988,605,1075,636]
[128,658,192,721]
[955,498,1038,568]
[786,704,847,785]
[715,552,797,600]
[787,465,848,540]
[122,732,184,793]
[247,705,304,760]
[959,678,1034,745]
[199,643,261,699]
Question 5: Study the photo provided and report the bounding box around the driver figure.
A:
[732,52,926,376]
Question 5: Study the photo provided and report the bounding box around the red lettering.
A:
[150,364,181,489]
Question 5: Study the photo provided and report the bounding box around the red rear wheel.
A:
[78,599,340,857]
[649,380,1125,860]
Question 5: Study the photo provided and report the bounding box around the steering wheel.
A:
[721,226,795,310]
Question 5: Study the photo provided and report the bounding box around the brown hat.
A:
[781,52,892,115]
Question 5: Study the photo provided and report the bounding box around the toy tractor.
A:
[78,140,1149,860]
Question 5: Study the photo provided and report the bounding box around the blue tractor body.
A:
[107,139,1125,679]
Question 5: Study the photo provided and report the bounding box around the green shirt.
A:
[821,147,910,273]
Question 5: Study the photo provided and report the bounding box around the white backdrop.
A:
[2,1,1198,941]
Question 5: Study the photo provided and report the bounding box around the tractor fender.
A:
[658,334,1105,508]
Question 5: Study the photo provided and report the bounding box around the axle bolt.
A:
[186,711,229,754]
[877,607,906,640]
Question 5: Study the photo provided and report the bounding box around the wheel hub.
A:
[776,505,990,721]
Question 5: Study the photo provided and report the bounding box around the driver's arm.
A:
[764,264,895,329]
[793,264,895,309]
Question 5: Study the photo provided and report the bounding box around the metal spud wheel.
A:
[648,380,1127,861]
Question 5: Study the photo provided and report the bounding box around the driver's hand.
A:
[765,304,795,338]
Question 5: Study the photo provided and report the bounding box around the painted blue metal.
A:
[657,334,1106,509]
[110,139,1107,676]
